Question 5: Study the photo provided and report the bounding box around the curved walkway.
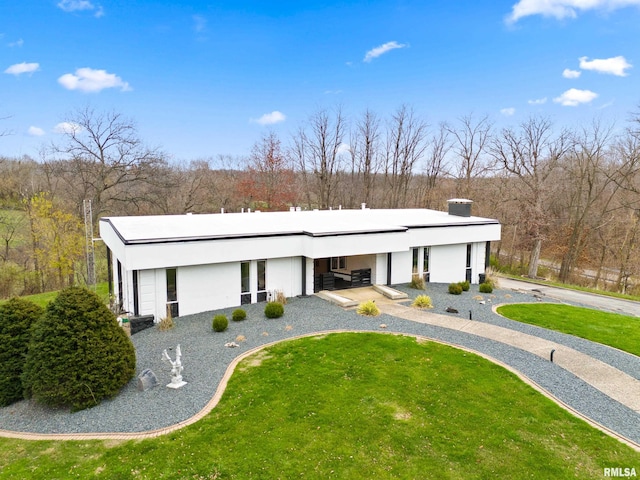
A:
[1,286,639,451]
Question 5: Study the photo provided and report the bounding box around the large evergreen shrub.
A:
[22,286,136,411]
[0,298,43,407]
[264,301,284,319]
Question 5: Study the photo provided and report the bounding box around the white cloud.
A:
[363,41,407,63]
[58,68,131,93]
[579,55,632,76]
[53,122,84,134]
[193,15,207,33]
[337,143,351,155]
[8,39,24,47]
[57,0,104,17]
[562,68,581,78]
[507,0,640,23]
[528,97,548,105]
[553,88,598,106]
[252,111,286,125]
[500,107,516,116]
[28,126,45,136]
[4,62,39,75]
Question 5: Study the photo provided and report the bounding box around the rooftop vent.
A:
[447,198,473,217]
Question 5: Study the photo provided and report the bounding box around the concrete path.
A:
[379,302,640,414]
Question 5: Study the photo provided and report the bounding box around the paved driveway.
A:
[497,277,640,317]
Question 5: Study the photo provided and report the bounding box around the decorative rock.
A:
[224,342,240,348]
[137,368,159,391]
[446,307,459,313]
[379,324,387,329]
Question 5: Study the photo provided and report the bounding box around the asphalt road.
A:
[497,277,640,317]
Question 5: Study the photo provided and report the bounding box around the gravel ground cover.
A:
[1,283,639,444]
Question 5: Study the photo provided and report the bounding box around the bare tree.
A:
[489,116,572,278]
[552,120,620,282]
[291,107,346,209]
[43,106,167,223]
[419,122,452,209]
[446,113,493,199]
[384,105,429,208]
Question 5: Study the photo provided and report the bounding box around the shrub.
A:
[157,314,174,331]
[0,298,44,407]
[411,295,433,309]
[212,314,229,332]
[448,283,463,295]
[459,281,470,291]
[232,308,247,321]
[357,300,380,316]
[274,290,287,305]
[22,287,135,411]
[479,282,494,293]
[408,275,425,290]
[264,301,284,319]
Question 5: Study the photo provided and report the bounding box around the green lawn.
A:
[497,303,640,357]
[1,333,638,479]
[0,282,109,309]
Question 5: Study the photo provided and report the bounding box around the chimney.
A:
[447,199,473,217]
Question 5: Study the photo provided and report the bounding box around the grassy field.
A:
[1,332,638,479]
[0,282,109,309]
[497,303,640,357]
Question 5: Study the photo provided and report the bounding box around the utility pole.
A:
[83,199,96,288]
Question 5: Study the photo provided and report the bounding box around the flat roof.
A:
[100,208,500,245]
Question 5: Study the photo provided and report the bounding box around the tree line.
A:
[1,104,639,297]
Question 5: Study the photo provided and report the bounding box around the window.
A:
[241,262,251,305]
[117,260,123,311]
[466,244,472,283]
[257,260,267,302]
[331,256,346,270]
[166,268,179,318]
[412,248,419,275]
[133,270,139,316]
[423,247,430,282]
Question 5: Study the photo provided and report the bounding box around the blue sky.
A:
[1,0,639,161]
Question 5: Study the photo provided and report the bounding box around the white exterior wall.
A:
[429,244,467,283]
[267,257,302,298]
[375,253,389,285]
[138,270,156,316]
[390,251,412,284]
[177,263,238,316]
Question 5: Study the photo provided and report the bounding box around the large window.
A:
[257,260,267,302]
[423,247,430,282]
[331,256,346,270]
[241,262,251,305]
[166,268,179,318]
[412,248,419,275]
[466,244,472,282]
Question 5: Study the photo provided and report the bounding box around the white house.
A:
[99,199,500,320]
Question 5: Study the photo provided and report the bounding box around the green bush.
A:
[232,308,247,321]
[356,300,380,316]
[264,301,284,319]
[448,283,463,295]
[212,314,229,332]
[408,275,425,290]
[459,281,470,291]
[22,287,135,411]
[479,282,494,293]
[0,298,44,407]
[411,295,433,309]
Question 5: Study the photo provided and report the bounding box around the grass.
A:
[0,332,638,479]
[0,282,109,309]
[497,303,640,357]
